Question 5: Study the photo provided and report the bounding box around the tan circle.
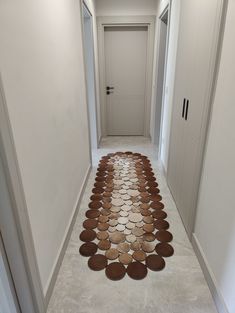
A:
[132,250,147,262]
[118,217,129,225]
[98,215,109,223]
[124,228,132,235]
[143,224,154,233]
[98,240,111,251]
[117,242,130,254]
[140,203,150,210]
[112,199,124,207]
[120,211,129,217]
[126,222,135,230]
[119,253,133,265]
[129,213,143,223]
[116,224,125,232]
[101,209,111,216]
[130,241,142,251]
[109,231,126,244]
[142,241,155,253]
[143,216,154,224]
[109,219,118,227]
[122,205,132,212]
[110,206,121,213]
[108,226,117,233]
[126,234,137,243]
[105,248,119,260]
[98,223,109,231]
[132,227,144,237]
[97,231,109,240]
[143,233,155,242]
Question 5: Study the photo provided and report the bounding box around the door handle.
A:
[182,98,186,118]
[106,86,114,91]
[106,91,114,95]
[185,100,189,120]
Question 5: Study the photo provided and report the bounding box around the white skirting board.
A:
[192,234,229,313]
[44,165,92,307]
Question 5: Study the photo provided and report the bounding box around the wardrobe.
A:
[167,0,224,237]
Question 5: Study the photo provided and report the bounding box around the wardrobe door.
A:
[179,0,222,235]
[167,0,195,211]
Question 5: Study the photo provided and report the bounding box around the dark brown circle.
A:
[97,223,109,231]
[152,210,167,219]
[147,181,158,188]
[88,201,102,210]
[146,255,165,271]
[88,254,108,271]
[92,187,104,194]
[98,240,111,251]
[79,243,97,257]
[154,220,170,230]
[140,197,150,204]
[80,230,96,242]
[127,262,148,280]
[150,195,162,202]
[150,202,164,210]
[95,177,105,182]
[83,219,98,230]
[105,262,126,281]
[86,210,100,219]
[155,243,174,257]
[94,181,106,188]
[156,230,173,243]
[90,194,102,201]
[148,187,160,195]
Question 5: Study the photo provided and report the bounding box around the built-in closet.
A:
[167,0,225,237]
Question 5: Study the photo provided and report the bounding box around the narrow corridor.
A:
[47,137,216,313]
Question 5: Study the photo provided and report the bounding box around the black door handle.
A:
[106,86,114,91]
[106,91,114,95]
[185,100,189,120]
[182,98,186,118]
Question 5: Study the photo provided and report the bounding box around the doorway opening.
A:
[82,3,99,151]
[153,7,170,151]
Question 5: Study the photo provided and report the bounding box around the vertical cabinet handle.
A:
[182,98,186,118]
[185,100,189,121]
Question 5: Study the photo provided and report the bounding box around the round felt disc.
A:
[156,230,173,243]
[105,262,126,281]
[132,250,147,262]
[83,219,98,230]
[127,262,148,280]
[80,230,96,242]
[146,255,165,271]
[118,253,133,265]
[88,254,108,271]
[155,243,174,257]
[79,243,98,257]
[150,202,164,210]
[90,194,102,201]
[105,248,119,260]
[154,220,170,230]
[86,210,100,219]
[98,240,111,251]
[88,201,102,210]
[152,210,167,219]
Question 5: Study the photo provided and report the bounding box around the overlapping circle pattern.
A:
[79,152,174,280]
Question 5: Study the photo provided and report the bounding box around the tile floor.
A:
[47,136,217,313]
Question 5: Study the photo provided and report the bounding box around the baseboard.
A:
[192,233,229,313]
[44,164,92,307]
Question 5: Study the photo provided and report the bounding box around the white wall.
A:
[157,0,181,170]
[0,0,91,294]
[84,0,102,142]
[96,0,158,16]
[194,2,235,313]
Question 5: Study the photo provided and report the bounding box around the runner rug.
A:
[79,152,174,280]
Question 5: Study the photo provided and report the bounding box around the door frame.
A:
[0,74,46,313]
[81,1,99,153]
[97,16,155,137]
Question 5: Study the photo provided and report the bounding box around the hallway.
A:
[47,137,216,313]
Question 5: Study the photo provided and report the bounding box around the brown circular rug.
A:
[88,254,108,271]
[105,262,126,281]
[154,220,170,230]
[83,219,98,230]
[80,230,96,242]
[105,248,119,260]
[146,255,165,271]
[127,262,148,280]
[156,230,173,243]
[79,243,98,257]
[155,243,174,257]
[86,210,100,219]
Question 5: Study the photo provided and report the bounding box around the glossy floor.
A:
[47,136,217,313]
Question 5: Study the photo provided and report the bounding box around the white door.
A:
[104,26,148,135]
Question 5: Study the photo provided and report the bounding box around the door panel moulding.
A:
[97,16,155,137]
